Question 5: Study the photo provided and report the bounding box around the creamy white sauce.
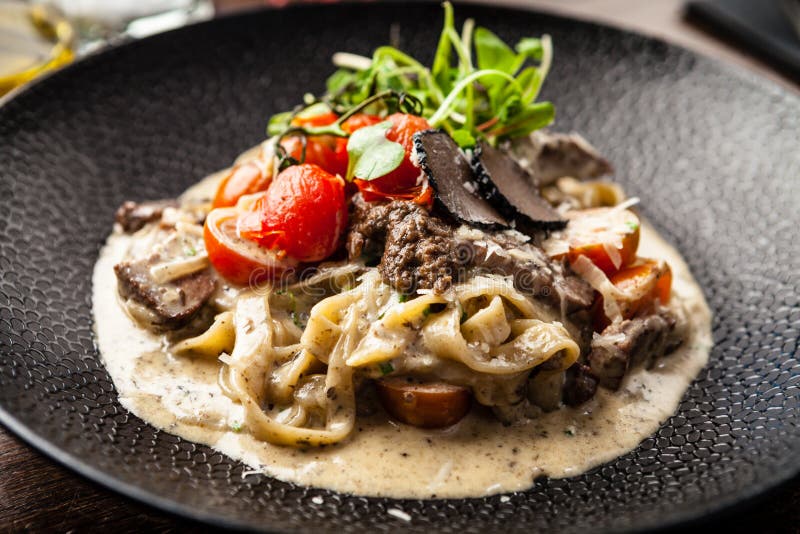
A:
[92,222,712,498]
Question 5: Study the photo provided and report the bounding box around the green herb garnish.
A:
[231,421,243,433]
[346,121,406,181]
[379,361,395,375]
[397,293,409,303]
[267,1,555,163]
[184,245,197,257]
[625,221,639,232]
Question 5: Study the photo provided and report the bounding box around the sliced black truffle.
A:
[472,141,567,232]
[414,130,508,230]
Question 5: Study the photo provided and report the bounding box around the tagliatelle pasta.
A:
[91,2,714,498]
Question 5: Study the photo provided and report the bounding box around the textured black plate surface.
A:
[0,3,799,532]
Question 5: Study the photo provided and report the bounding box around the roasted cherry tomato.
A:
[212,161,271,209]
[204,207,298,286]
[376,377,471,428]
[550,207,640,275]
[291,111,339,128]
[278,111,348,177]
[593,257,673,330]
[341,113,382,133]
[610,258,672,317]
[280,135,347,178]
[353,113,432,203]
[238,163,347,262]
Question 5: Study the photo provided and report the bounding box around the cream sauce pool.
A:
[92,221,712,498]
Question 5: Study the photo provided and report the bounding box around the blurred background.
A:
[1,0,798,97]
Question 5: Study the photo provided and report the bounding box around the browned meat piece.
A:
[114,231,215,328]
[468,239,594,315]
[588,311,682,390]
[115,261,215,328]
[115,199,177,233]
[562,363,598,406]
[347,196,595,317]
[509,131,613,187]
[347,196,467,293]
[346,196,403,261]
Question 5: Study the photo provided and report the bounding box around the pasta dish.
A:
[92,4,712,497]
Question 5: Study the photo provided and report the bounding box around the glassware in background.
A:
[0,0,214,96]
[0,0,74,96]
[33,0,214,52]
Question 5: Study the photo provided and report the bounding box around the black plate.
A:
[1,3,798,532]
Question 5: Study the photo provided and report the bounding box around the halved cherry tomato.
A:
[353,113,432,203]
[550,207,640,275]
[204,207,298,286]
[238,164,347,262]
[212,161,271,209]
[376,377,471,428]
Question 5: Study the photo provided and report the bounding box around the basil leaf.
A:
[346,121,405,181]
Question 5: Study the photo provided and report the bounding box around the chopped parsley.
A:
[184,245,197,257]
[379,361,395,375]
[397,293,409,303]
[230,421,243,433]
[625,221,639,232]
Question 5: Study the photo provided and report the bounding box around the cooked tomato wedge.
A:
[376,377,471,428]
[212,161,271,209]
[204,207,298,286]
[549,207,640,275]
[610,258,672,317]
[238,163,347,263]
[353,113,432,203]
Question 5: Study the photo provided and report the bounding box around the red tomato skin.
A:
[212,162,271,209]
[341,113,382,133]
[280,135,347,178]
[239,164,347,262]
[360,113,431,193]
[204,207,295,286]
[291,111,339,128]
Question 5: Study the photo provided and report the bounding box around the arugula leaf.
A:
[270,2,556,155]
[474,27,518,75]
[515,37,544,60]
[432,0,456,93]
[345,121,405,181]
[451,129,476,148]
[490,101,554,138]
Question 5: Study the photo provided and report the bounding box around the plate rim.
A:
[0,2,798,531]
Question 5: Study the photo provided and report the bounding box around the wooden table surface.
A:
[2,0,798,532]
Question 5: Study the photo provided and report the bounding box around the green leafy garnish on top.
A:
[346,121,406,181]
[268,1,555,151]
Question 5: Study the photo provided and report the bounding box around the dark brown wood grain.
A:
[1,424,799,532]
